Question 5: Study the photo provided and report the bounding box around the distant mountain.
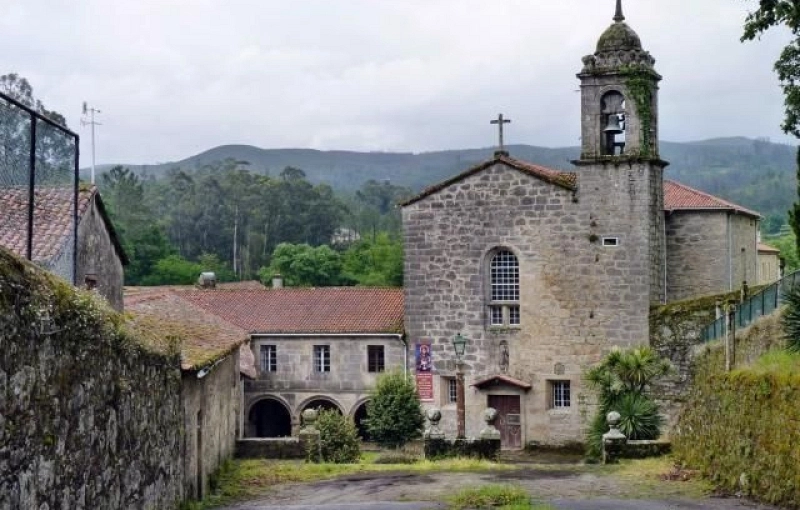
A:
[91,137,797,220]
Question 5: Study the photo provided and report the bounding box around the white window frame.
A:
[549,380,571,408]
[261,344,277,373]
[314,345,331,373]
[487,248,521,327]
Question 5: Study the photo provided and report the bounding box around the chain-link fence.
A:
[700,270,800,342]
[0,91,79,284]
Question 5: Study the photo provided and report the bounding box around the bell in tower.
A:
[576,0,661,162]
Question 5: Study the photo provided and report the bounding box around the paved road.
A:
[225,500,775,510]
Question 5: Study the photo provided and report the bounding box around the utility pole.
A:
[81,102,101,184]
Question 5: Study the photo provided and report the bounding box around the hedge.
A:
[673,367,800,508]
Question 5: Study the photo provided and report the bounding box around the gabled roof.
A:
[125,287,254,375]
[472,374,532,391]
[178,287,405,335]
[400,153,577,207]
[664,180,760,219]
[0,185,128,266]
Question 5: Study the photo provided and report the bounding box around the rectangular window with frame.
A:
[314,345,330,373]
[509,305,520,326]
[549,380,571,408]
[260,344,277,373]
[367,345,385,373]
[490,305,504,326]
[440,377,457,405]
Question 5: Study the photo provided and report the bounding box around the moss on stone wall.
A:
[0,247,184,509]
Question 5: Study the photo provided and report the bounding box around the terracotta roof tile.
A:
[0,186,91,264]
[124,287,252,373]
[664,180,760,218]
[401,154,576,207]
[177,287,405,334]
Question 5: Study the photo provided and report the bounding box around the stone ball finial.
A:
[302,408,318,425]
[483,407,498,424]
[426,408,442,424]
[606,411,621,428]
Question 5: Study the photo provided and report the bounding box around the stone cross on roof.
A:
[490,113,511,154]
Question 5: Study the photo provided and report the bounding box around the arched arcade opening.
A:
[353,401,371,441]
[248,398,292,438]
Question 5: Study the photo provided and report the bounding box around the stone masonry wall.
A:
[666,212,758,302]
[76,196,125,311]
[182,351,241,501]
[403,160,660,444]
[0,249,183,510]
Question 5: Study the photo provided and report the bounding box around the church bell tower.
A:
[574,0,667,305]
[576,0,661,161]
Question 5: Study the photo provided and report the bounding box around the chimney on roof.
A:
[198,272,217,289]
[272,274,284,289]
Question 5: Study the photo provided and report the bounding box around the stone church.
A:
[402,1,761,447]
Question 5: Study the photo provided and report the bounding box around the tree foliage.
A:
[262,243,348,287]
[742,1,800,137]
[342,233,404,287]
[366,371,425,449]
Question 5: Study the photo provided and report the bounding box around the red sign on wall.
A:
[416,373,434,402]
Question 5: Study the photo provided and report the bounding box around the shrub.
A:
[315,408,361,464]
[366,371,425,449]
[584,346,671,459]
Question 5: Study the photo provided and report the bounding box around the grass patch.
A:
[600,456,713,499]
[447,484,554,510]
[740,349,800,375]
[189,455,516,508]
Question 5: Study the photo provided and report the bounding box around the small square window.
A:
[314,345,330,373]
[549,380,571,408]
[260,345,277,373]
[602,237,619,247]
[367,345,385,373]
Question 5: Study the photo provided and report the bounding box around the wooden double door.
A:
[487,395,522,449]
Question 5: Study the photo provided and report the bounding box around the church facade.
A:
[402,2,760,447]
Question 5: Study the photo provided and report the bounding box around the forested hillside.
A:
[97,137,798,286]
[100,137,796,231]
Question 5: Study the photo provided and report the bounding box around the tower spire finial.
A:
[613,0,625,22]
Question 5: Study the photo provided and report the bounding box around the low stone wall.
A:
[423,438,501,461]
[0,249,184,510]
[236,438,307,459]
[622,440,672,459]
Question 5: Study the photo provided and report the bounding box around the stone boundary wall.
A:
[0,249,184,510]
[235,438,306,459]
[648,291,737,434]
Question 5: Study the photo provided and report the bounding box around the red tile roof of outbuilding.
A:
[0,184,128,265]
[0,186,90,263]
[664,180,760,218]
[178,287,405,334]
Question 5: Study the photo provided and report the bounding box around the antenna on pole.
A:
[81,102,102,184]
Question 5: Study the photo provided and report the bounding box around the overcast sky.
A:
[2,0,795,165]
